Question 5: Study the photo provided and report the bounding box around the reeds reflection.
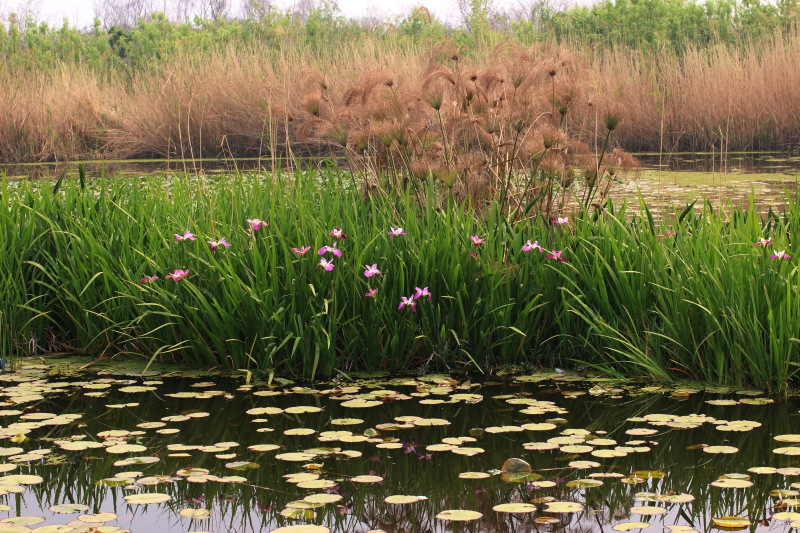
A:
[2,363,798,532]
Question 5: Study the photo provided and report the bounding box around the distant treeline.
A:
[2,0,800,72]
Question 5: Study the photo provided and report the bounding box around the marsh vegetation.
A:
[1,359,799,533]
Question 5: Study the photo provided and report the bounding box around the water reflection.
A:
[2,363,800,532]
[3,153,799,219]
[636,152,800,174]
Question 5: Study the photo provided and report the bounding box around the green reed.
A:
[2,172,798,390]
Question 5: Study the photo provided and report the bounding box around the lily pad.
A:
[493,503,537,513]
[435,510,483,521]
[384,495,427,504]
[123,493,171,505]
[178,508,211,519]
[613,523,652,531]
[711,516,750,529]
[49,504,90,514]
[544,501,584,513]
[268,526,330,533]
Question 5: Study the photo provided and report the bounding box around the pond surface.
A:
[3,360,800,533]
[611,153,800,216]
[2,153,799,217]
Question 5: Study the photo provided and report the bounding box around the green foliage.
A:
[2,172,798,391]
[2,0,799,75]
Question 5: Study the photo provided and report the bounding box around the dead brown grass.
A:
[2,32,800,167]
[0,66,107,162]
[576,34,800,152]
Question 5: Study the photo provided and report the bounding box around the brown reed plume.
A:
[4,31,800,168]
[0,37,635,219]
[287,42,631,219]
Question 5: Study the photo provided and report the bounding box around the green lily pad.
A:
[435,510,483,521]
[123,493,171,505]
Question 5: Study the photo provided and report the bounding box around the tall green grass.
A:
[2,172,798,390]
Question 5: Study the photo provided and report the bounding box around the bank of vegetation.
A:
[2,170,798,391]
[2,0,800,163]
[2,1,798,391]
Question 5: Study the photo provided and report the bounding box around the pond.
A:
[2,153,799,220]
[3,359,800,533]
[612,153,800,216]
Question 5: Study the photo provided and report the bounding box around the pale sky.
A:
[2,0,542,28]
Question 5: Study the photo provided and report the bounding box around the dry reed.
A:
[2,33,800,166]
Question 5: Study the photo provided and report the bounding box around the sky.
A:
[2,0,538,28]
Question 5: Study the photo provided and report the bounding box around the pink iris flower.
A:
[364,264,383,278]
[330,227,347,239]
[398,295,417,312]
[771,250,792,259]
[470,235,485,246]
[365,288,378,297]
[657,230,676,238]
[139,275,159,283]
[389,227,407,237]
[292,246,311,255]
[247,219,267,230]
[174,232,197,241]
[414,287,432,300]
[165,269,190,281]
[522,240,544,252]
[207,237,231,251]
[317,244,343,257]
[319,258,335,271]
[547,250,566,262]
[552,217,569,226]
[754,237,772,246]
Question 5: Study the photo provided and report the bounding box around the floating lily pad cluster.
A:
[0,361,796,532]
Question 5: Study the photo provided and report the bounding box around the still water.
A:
[2,153,798,215]
[2,359,800,532]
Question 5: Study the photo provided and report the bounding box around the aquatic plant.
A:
[165,269,190,281]
[174,232,197,241]
[398,296,417,312]
[1,171,798,390]
[414,287,432,301]
[207,237,231,251]
[246,219,267,230]
[4,357,798,533]
[317,244,343,257]
[363,264,383,278]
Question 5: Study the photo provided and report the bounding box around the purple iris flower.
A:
[317,243,343,257]
[319,258,335,271]
[398,296,417,312]
[547,250,566,262]
[522,240,544,252]
[165,269,190,281]
[247,219,267,230]
[207,237,231,251]
[364,264,383,278]
[414,287,432,300]
[174,232,197,242]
